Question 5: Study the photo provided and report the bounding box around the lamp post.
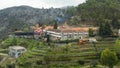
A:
[118,29,120,39]
[92,41,100,59]
[92,42,98,54]
[90,41,99,68]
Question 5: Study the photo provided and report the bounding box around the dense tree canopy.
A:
[77,0,120,21]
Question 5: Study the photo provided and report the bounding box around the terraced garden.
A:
[0,37,120,68]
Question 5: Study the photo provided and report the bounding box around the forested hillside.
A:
[67,0,120,26]
[77,0,120,20]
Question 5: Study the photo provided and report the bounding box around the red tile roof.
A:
[47,27,98,33]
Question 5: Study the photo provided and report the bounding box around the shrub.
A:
[114,39,120,52]
[77,60,85,65]
[100,49,118,68]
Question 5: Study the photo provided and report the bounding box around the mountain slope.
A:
[0,6,67,39]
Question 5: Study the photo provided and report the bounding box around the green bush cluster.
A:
[1,37,42,49]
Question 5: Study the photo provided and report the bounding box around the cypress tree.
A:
[54,20,58,29]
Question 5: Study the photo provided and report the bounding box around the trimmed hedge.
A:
[57,39,79,43]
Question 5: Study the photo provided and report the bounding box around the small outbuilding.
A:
[88,38,97,42]
[9,46,26,58]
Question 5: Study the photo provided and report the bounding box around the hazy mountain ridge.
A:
[0,6,66,24]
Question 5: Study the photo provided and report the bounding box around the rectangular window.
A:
[68,34,72,38]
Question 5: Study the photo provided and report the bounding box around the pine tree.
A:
[111,17,120,29]
[104,21,113,36]
[99,21,113,37]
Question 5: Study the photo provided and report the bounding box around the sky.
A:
[0,0,86,9]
